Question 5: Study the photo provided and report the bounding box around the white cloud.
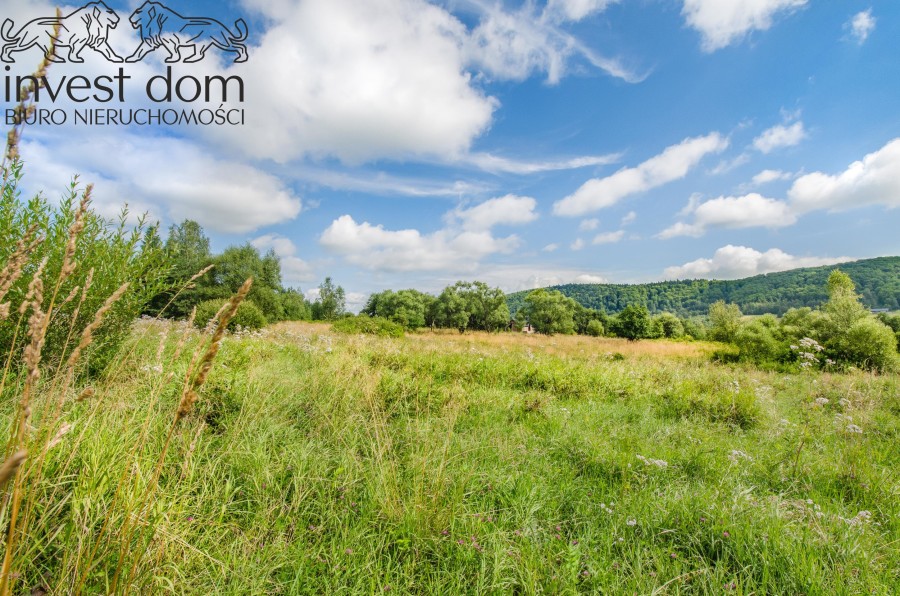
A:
[542,243,560,252]
[319,215,520,272]
[752,169,793,185]
[251,234,315,287]
[788,137,900,213]
[664,245,852,279]
[215,0,497,164]
[592,230,625,244]
[19,132,301,234]
[659,193,795,238]
[570,238,586,251]
[847,10,876,44]
[463,1,642,84]
[553,133,729,216]
[449,195,539,231]
[463,151,620,174]
[753,122,807,153]
[682,0,808,52]
[545,0,617,22]
[579,218,600,231]
[621,211,637,225]
[574,274,609,284]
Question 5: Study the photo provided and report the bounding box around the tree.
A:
[708,300,742,343]
[312,277,345,320]
[364,289,431,329]
[435,285,471,333]
[523,289,576,335]
[617,304,651,341]
[148,219,212,317]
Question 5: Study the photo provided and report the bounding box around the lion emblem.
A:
[1,1,124,64]
[125,2,248,64]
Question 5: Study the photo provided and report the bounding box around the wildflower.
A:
[846,424,863,434]
[814,397,829,406]
[728,450,752,463]
[626,518,637,527]
[345,548,353,555]
[636,454,668,468]
[670,553,677,559]
[722,531,730,538]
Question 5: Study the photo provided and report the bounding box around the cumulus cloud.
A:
[570,238,586,251]
[664,245,852,279]
[621,211,637,225]
[847,9,876,44]
[574,274,609,284]
[788,137,900,213]
[682,0,808,52]
[659,193,796,238]
[542,243,560,252]
[212,0,496,164]
[592,230,625,244]
[553,133,729,216]
[449,195,538,231]
[251,234,315,286]
[753,122,807,153]
[19,132,301,234]
[579,218,601,231]
[320,215,520,272]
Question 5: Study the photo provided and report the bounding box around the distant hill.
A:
[506,256,900,317]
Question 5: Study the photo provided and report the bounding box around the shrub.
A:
[194,299,267,331]
[0,166,167,374]
[735,319,782,364]
[585,319,605,337]
[332,315,404,337]
[829,317,898,372]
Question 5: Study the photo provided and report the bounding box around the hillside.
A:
[506,256,900,317]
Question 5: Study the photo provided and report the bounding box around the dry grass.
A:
[274,321,717,360]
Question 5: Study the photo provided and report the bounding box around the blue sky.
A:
[4,0,899,309]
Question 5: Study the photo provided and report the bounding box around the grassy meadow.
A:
[3,319,898,594]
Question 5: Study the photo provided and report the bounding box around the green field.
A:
[3,320,898,594]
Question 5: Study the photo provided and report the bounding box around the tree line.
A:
[506,256,900,317]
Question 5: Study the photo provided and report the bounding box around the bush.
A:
[585,319,605,337]
[332,315,404,337]
[829,317,898,372]
[1,166,167,374]
[735,319,782,364]
[194,299,267,331]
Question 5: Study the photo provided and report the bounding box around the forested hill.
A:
[506,256,900,317]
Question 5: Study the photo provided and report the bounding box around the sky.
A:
[3,0,899,311]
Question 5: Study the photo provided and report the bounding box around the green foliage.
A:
[426,281,510,333]
[830,317,898,372]
[312,276,345,321]
[506,256,900,316]
[363,288,432,329]
[654,312,684,338]
[616,304,651,341]
[279,288,312,321]
[0,166,167,373]
[585,319,605,337]
[523,289,577,335]
[734,317,782,364]
[708,300,743,343]
[194,299,267,331]
[146,220,313,324]
[147,219,211,317]
[332,314,404,337]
